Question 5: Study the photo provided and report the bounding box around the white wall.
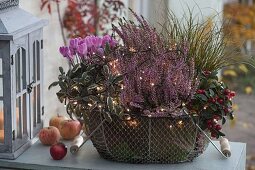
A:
[20,0,69,126]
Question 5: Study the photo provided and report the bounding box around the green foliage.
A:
[160,10,255,72]
[49,61,124,121]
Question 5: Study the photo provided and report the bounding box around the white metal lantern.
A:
[0,0,47,159]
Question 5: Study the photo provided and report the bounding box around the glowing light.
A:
[98,105,102,108]
[127,108,130,112]
[88,103,93,107]
[93,52,95,55]
[160,108,165,112]
[169,125,173,128]
[139,77,143,80]
[182,103,186,107]
[151,83,155,86]
[127,119,139,128]
[102,56,106,59]
[178,120,183,125]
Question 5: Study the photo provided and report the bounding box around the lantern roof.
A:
[0,0,48,40]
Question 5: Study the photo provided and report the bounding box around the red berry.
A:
[217,98,224,104]
[197,89,205,94]
[209,98,216,103]
[224,89,231,95]
[207,124,213,129]
[211,132,217,138]
[207,120,212,125]
[215,124,222,130]
[229,91,236,97]
[213,115,221,120]
[203,71,211,76]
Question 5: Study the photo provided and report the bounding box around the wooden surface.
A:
[0,140,246,170]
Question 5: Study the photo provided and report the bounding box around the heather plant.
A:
[112,11,198,116]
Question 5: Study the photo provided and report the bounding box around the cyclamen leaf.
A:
[48,81,59,90]
[103,65,110,76]
[59,67,64,74]
[72,64,81,73]
[107,97,114,112]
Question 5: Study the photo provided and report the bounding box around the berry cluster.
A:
[188,71,235,138]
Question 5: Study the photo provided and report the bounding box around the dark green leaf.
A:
[113,74,123,84]
[72,63,81,73]
[107,96,114,112]
[59,67,64,74]
[209,89,215,96]
[103,65,110,76]
[48,81,59,90]
[105,42,111,55]
[59,81,68,90]
[196,94,207,101]
[222,117,226,125]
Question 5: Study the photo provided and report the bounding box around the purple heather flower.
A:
[59,46,73,60]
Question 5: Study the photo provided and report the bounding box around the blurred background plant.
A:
[40,0,125,45]
[223,2,255,95]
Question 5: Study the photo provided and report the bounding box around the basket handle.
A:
[183,110,230,159]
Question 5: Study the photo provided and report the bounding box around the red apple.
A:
[59,120,82,140]
[39,126,61,145]
[49,114,68,129]
[50,143,67,160]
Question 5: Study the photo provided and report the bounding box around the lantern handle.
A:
[27,80,35,94]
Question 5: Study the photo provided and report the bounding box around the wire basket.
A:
[88,111,209,164]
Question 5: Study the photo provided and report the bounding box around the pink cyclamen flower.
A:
[59,46,73,60]
[69,38,82,55]
[77,43,88,56]
[102,35,117,47]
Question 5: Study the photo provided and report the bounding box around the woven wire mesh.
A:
[88,112,209,164]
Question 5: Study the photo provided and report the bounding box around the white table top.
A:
[0,140,246,170]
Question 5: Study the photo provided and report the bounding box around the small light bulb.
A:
[169,125,173,128]
[88,103,93,107]
[98,105,102,108]
[127,108,130,112]
[160,108,165,112]
[151,83,155,86]
[139,77,143,80]
[178,120,183,125]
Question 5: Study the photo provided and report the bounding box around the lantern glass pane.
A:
[0,58,2,75]
[0,101,4,143]
[15,50,21,93]
[36,41,40,81]
[0,78,3,97]
[16,97,21,138]
[33,42,36,82]
[22,94,27,135]
[21,49,26,90]
[33,87,36,127]
[37,85,41,123]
